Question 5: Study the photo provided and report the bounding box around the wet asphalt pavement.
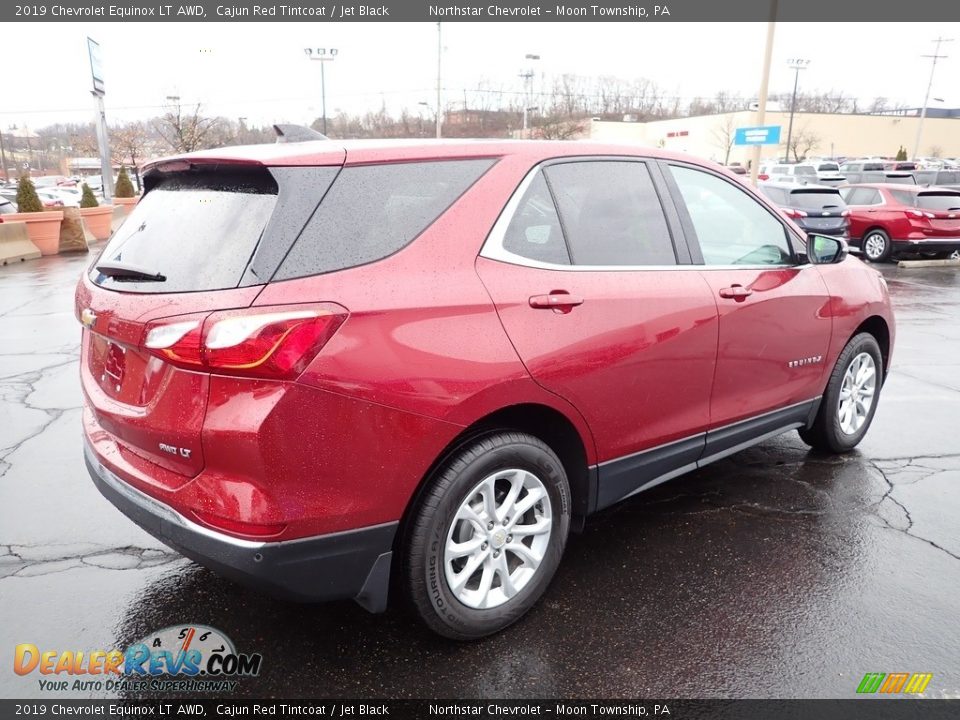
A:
[1,250,958,700]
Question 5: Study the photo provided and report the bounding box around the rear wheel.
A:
[799,333,883,453]
[861,229,892,263]
[403,432,570,640]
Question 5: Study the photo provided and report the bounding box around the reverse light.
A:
[141,304,347,379]
[144,318,204,367]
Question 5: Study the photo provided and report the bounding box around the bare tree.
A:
[712,115,737,165]
[789,126,821,161]
[154,100,225,153]
[110,121,151,188]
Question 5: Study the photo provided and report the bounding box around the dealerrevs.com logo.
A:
[14,625,262,693]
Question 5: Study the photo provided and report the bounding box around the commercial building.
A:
[588,110,960,165]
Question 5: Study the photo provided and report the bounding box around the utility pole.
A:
[783,58,809,162]
[520,53,540,139]
[749,0,778,187]
[912,36,952,161]
[436,22,442,139]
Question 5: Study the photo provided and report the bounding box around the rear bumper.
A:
[84,439,396,612]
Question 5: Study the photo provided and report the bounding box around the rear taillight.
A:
[758,173,769,181]
[907,210,935,220]
[783,208,808,219]
[841,210,851,217]
[143,304,347,379]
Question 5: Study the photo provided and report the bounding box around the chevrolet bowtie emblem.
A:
[80,308,97,329]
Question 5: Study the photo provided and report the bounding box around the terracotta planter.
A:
[113,196,139,208]
[79,205,114,240]
[4,211,64,255]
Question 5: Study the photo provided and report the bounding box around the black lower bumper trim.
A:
[84,441,397,611]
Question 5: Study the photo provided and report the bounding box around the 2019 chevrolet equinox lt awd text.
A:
[78,139,894,639]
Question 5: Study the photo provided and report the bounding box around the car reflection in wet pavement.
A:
[1,252,958,699]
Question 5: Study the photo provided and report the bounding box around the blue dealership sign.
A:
[734,125,782,146]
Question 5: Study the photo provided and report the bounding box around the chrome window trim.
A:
[480,161,806,273]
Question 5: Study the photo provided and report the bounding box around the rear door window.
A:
[275,159,494,280]
[543,160,677,266]
[91,168,278,293]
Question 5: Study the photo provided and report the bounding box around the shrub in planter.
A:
[5,175,65,255]
[80,183,99,208]
[78,182,114,241]
[115,167,136,198]
[16,176,45,213]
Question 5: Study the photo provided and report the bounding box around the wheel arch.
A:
[396,402,595,559]
[852,315,891,380]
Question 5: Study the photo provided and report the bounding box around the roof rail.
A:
[273,124,329,143]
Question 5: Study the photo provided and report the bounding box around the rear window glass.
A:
[91,169,277,293]
[794,166,818,177]
[885,174,916,185]
[275,159,494,280]
[788,190,845,210]
[817,163,839,172]
[916,193,960,211]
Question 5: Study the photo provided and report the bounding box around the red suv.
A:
[841,183,960,262]
[79,140,894,639]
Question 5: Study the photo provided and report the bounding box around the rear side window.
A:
[889,190,915,205]
[275,159,494,280]
[502,172,570,265]
[543,161,677,266]
[760,186,787,204]
[91,169,277,293]
[843,188,882,205]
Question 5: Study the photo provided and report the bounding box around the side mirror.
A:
[806,234,850,264]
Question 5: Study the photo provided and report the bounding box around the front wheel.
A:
[403,432,571,640]
[799,333,883,453]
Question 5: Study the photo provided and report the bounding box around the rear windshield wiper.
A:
[96,261,167,282]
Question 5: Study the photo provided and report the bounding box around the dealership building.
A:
[587,109,960,164]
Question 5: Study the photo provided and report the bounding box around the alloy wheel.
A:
[838,352,877,435]
[444,468,552,610]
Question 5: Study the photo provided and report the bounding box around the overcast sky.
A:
[3,22,958,131]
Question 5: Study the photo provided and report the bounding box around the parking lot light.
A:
[784,58,810,163]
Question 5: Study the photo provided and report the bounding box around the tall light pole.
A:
[520,53,540,139]
[0,128,8,182]
[783,57,809,162]
[305,47,338,135]
[912,36,952,161]
[435,23,442,139]
[749,2,777,187]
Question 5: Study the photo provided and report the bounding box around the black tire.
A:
[402,431,570,640]
[861,228,892,263]
[799,333,883,453]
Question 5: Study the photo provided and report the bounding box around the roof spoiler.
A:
[273,124,329,143]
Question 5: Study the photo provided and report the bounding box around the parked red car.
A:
[841,183,960,261]
[78,139,895,638]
